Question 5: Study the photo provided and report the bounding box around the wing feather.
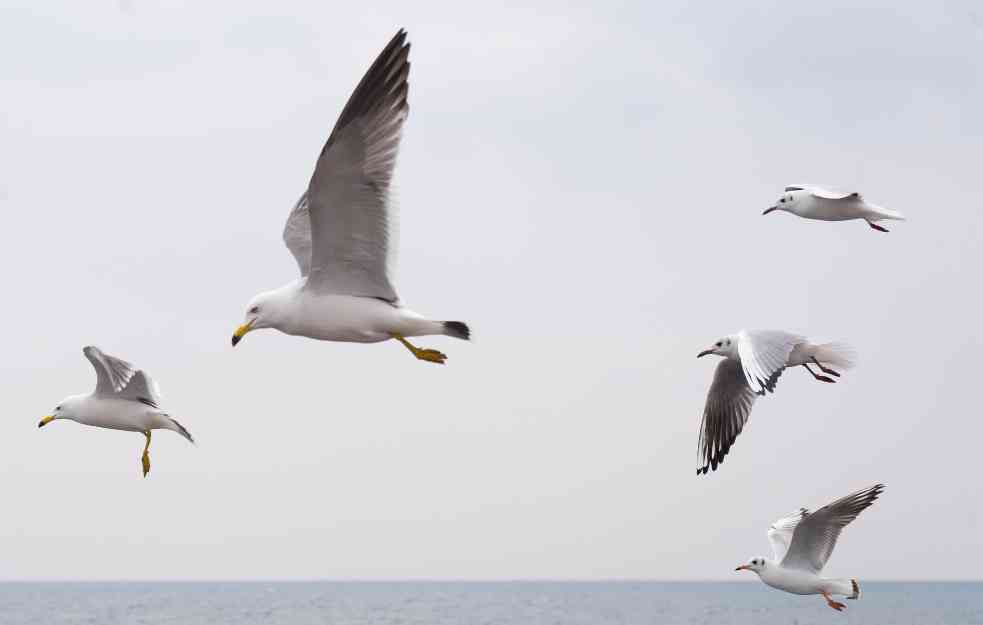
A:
[737,330,803,395]
[282,193,313,276]
[768,508,808,561]
[82,346,162,406]
[83,346,136,395]
[781,484,885,573]
[303,29,409,302]
[696,359,758,475]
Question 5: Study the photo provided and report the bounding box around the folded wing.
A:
[781,484,885,573]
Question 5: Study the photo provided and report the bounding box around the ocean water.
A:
[0,582,980,625]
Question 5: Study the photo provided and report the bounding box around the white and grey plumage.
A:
[695,330,855,475]
[736,484,885,611]
[38,346,194,477]
[232,29,470,364]
[763,185,906,232]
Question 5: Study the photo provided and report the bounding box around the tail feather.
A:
[812,342,856,370]
[849,579,861,600]
[871,205,906,221]
[164,416,195,444]
[824,578,860,599]
[442,321,470,341]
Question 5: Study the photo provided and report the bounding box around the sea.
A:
[0,582,979,625]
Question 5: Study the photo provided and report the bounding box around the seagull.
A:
[735,484,885,612]
[763,185,906,232]
[38,346,194,477]
[696,330,855,475]
[231,29,470,364]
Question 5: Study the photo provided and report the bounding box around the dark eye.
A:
[715,341,722,347]
[56,405,62,410]
[249,306,259,314]
[780,198,785,203]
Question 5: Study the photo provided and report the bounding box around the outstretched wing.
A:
[696,359,758,475]
[781,484,885,573]
[768,508,808,562]
[737,330,803,395]
[282,192,313,276]
[303,29,409,303]
[83,346,136,395]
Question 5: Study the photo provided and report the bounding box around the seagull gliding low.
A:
[736,484,885,612]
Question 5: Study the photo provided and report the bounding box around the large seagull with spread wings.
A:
[232,30,470,364]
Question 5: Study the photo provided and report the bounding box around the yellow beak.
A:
[231,321,253,347]
[38,415,55,428]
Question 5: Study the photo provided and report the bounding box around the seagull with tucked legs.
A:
[763,185,905,232]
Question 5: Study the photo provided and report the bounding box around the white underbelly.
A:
[800,198,866,221]
[78,399,158,432]
[284,294,404,343]
[762,569,821,595]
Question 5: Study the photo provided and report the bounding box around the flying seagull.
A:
[735,484,885,612]
[696,330,854,475]
[763,185,906,232]
[231,29,470,364]
[38,346,194,477]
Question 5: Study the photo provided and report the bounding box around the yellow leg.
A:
[141,431,151,478]
[393,334,447,364]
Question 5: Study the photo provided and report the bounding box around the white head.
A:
[232,288,289,347]
[763,189,805,216]
[38,394,87,429]
[735,557,768,574]
[697,334,738,359]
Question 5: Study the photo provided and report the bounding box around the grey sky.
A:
[1,0,981,580]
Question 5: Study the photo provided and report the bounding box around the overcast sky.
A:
[1,0,981,581]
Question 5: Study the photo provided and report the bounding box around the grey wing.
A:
[304,29,409,303]
[768,508,808,562]
[83,346,136,395]
[737,330,803,395]
[282,192,313,276]
[119,371,163,408]
[781,484,885,573]
[696,359,758,475]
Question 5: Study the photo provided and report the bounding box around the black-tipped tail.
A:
[849,579,861,600]
[443,321,470,341]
